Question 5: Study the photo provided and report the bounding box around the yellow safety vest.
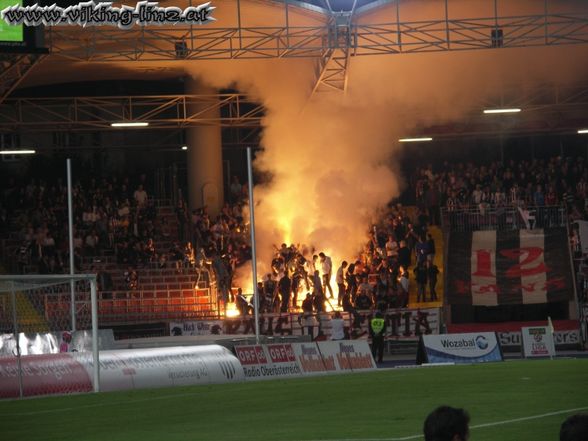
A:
[371,318,385,335]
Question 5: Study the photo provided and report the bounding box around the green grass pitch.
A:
[0,0,23,42]
[0,359,587,441]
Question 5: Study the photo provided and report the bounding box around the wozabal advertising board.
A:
[418,332,503,364]
[521,326,556,358]
[448,320,580,350]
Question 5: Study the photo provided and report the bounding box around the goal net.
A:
[0,274,100,398]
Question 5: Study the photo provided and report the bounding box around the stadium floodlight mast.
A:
[110,122,150,127]
[483,108,522,114]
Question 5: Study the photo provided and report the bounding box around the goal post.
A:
[0,274,100,397]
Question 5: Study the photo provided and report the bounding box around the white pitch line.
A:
[469,407,588,429]
[301,406,588,441]
[0,386,253,417]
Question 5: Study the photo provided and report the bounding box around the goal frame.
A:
[0,274,100,396]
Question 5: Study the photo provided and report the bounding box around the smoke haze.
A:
[187,0,588,279]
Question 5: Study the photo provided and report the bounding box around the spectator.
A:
[278,272,291,313]
[124,267,138,290]
[336,260,347,307]
[560,414,588,441]
[423,406,470,441]
[415,262,428,303]
[346,262,358,301]
[355,286,372,310]
[319,252,333,299]
[301,293,315,338]
[426,233,436,262]
[428,260,439,302]
[133,184,148,208]
[235,288,251,316]
[330,311,345,340]
[230,175,242,202]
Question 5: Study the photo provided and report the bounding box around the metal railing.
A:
[37,285,221,326]
[441,205,567,232]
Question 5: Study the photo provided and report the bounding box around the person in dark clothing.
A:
[415,235,429,266]
[414,262,428,303]
[290,259,304,309]
[560,414,588,441]
[345,262,358,301]
[355,289,373,310]
[278,273,291,313]
[369,311,386,363]
[341,291,353,312]
[423,406,470,441]
[256,282,267,313]
[313,286,325,313]
[336,260,348,307]
[427,260,439,301]
[398,240,411,270]
[263,274,278,313]
[212,254,230,303]
[235,288,252,316]
[301,293,315,337]
[427,233,436,262]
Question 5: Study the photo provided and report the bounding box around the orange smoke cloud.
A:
[188,0,588,285]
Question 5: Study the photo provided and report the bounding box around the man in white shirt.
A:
[330,312,345,340]
[335,261,347,306]
[133,184,148,207]
[319,252,333,299]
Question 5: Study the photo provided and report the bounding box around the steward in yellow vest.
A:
[370,311,386,363]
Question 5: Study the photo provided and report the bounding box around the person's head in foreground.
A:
[560,413,588,441]
[424,406,470,441]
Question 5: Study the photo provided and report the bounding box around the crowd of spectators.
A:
[251,204,439,317]
[10,155,588,315]
[0,173,257,297]
[0,175,165,276]
[412,156,588,224]
[1,172,438,313]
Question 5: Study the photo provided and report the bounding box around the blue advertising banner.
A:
[418,332,503,364]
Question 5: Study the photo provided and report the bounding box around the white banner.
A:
[169,321,224,336]
[0,345,244,398]
[291,342,331,375]
[521,326,556,358]
[420,332,503,364]
[0,330,115,356]
[354,308,441,341]
[221,308,441,341]
[316,341,376,372]
[234,344,302,381]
